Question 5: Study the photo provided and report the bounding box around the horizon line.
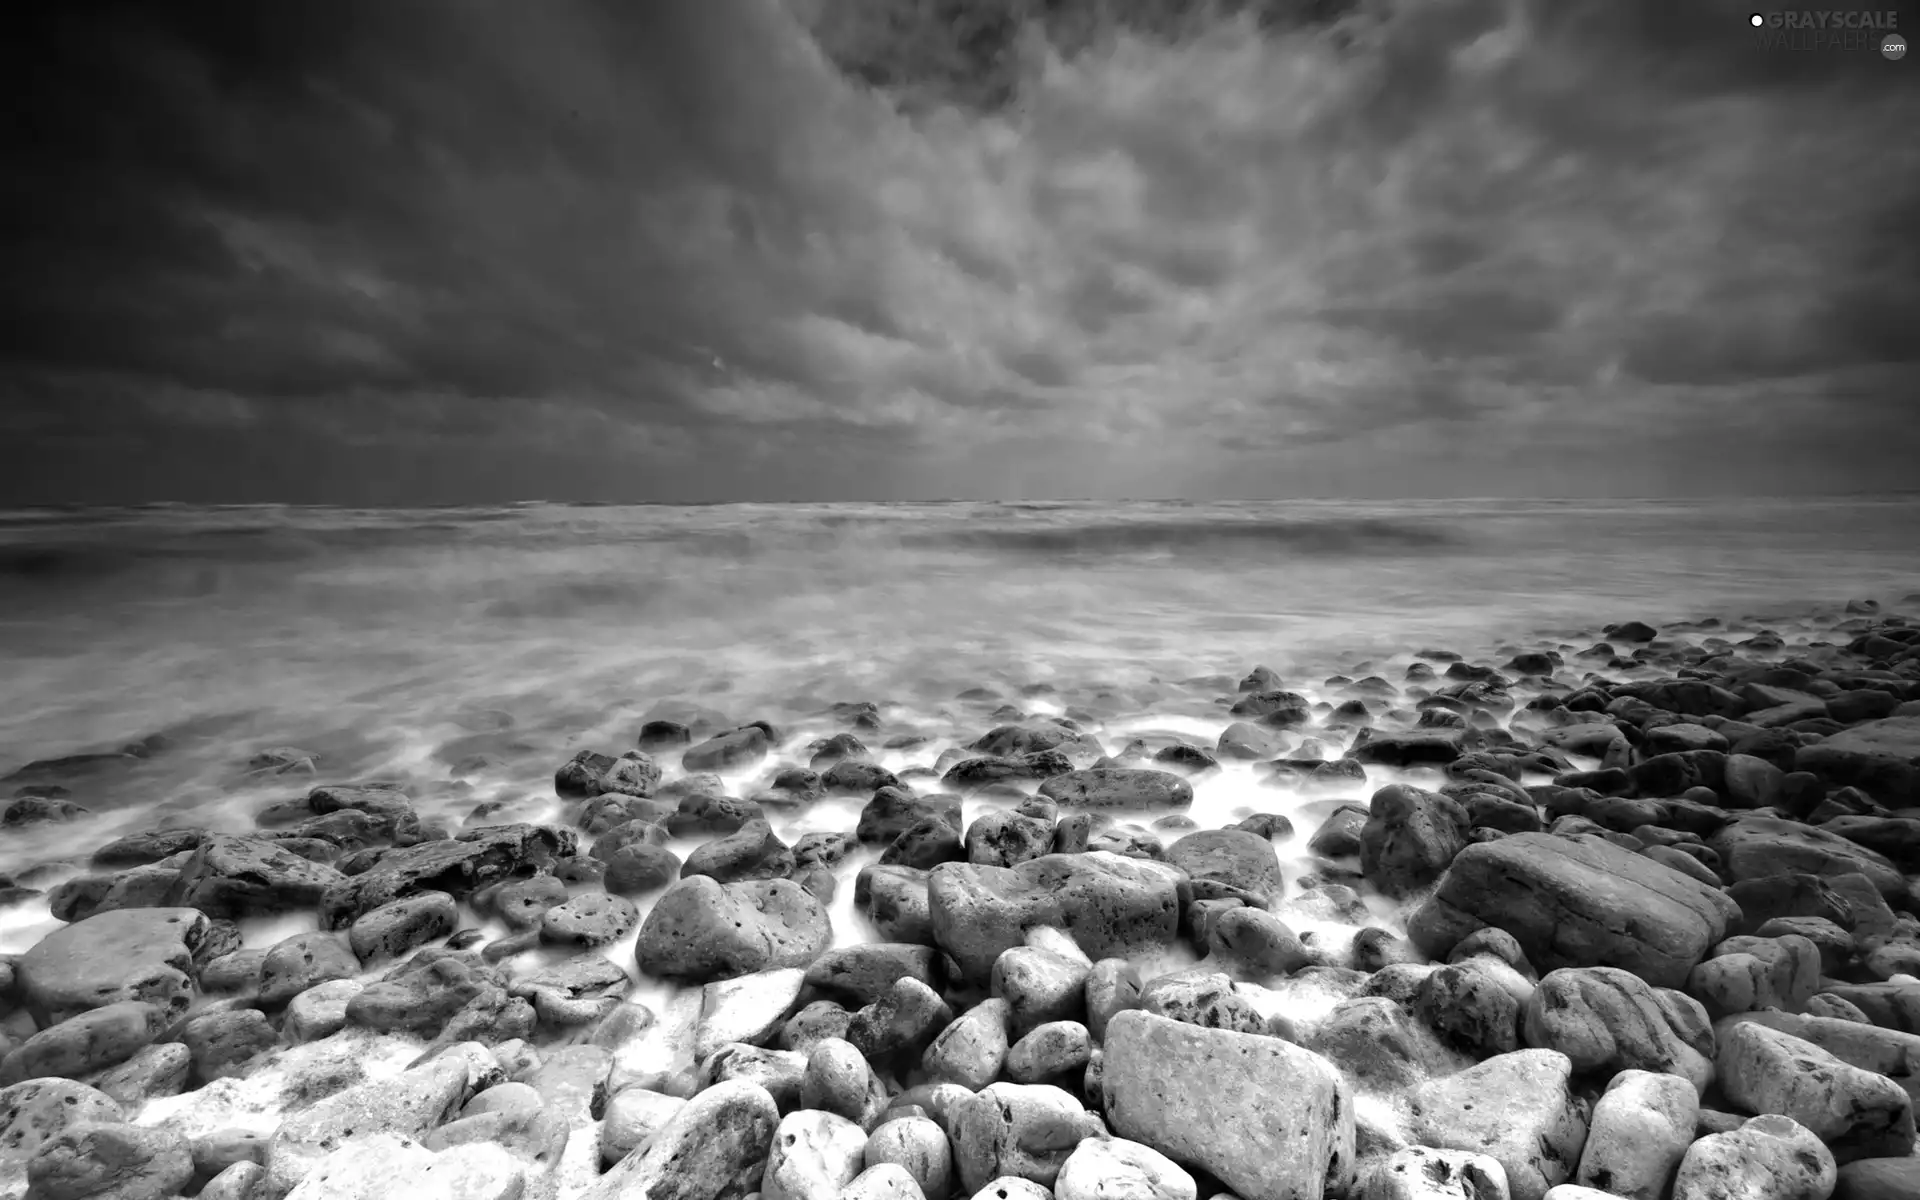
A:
[3,489,1920,512]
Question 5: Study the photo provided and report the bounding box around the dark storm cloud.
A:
[0,0,1916,503]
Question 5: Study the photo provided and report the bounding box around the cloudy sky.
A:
[1,0,1916,504]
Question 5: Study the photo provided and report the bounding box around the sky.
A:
[1,0,1916,504]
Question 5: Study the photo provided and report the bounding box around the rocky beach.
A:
[2,498,1920,1200]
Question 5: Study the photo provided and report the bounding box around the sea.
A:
[1,495,1916,988]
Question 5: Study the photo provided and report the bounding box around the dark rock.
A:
[258,932,360,1007]
[318,823,575,928]
[634,876,830,982]
[857,788,962,845]
[90,829,207,868]
[1348,731,1465,768]
[1037,767,1193,812]
[555,749,662,798]
[682,724,775,773]
[665,792,764,838]
[1359,784,1470,898]
[683,819,795,883]
[822,760,900,794]
[927,853,1187,982]
[162,835,345,920]
[855,866,933,944]
[1407,832,1741,988]
[637,720,693,752]
[1166,829,1284,906]
[1522,966,1715,1092]
[847,977,952,1062]
[1709,815,1905,896]
[964,810,1055,868]
[941,752,1074,790]
[881,816,967,870]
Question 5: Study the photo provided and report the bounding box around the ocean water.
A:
[1,495,1916,971]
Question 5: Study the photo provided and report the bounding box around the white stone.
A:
[843,1162,929,1200]
[1056,1136,1198,1200]
[1407,1049,1587,1200]
[763,1109,871,1200]
[1574,1069,1697,1200]
[1359,1146,1510,1200]
[1671,1113,1836,1200]
[695,968,809,1061]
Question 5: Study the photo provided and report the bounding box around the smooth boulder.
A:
[1408,833,1740,989]
[1102,1009,1354,1200]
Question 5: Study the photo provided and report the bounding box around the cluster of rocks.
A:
[2,601,1920,1200]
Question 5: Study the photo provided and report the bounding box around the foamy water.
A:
[0,495,1915,1006]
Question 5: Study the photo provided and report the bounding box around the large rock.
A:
[1714,1020,1915,1164]
[760,1108,867,1200]
[1522,967,1715,1093]
[634,876,831,983]
[1795,717,1920,807]
[555,749,662,798]
[164,834,346,919]
[1038,768,1193,812]
[1688,934,1820,1019]
[1708,816,1905,897]
[1359,785,1470,898]
[1574,1069,1697,1200]
[15,907,211,1026]
[1670,1114,1835,1200]
[1835,1157,1920,1200]
[0,1079,124,1160]
[1348,731,1466,767]
[950,1082,1105,1193]
[22,1121,194,1200]
[318,824,575,927]
[1055,1137,1196,1200]
[1407,833,1740,989]
[1718,1009,1920,1086]
[1407,1049,1588,1200]
[583,1078,778,1199]
[1165,829,1284,906]
[0,999,162,1086]
[1102,1009,1354,1200]
[683,725,775,773]
[928,854,1188,982]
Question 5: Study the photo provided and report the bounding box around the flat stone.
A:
[1408,833,1740,989]
[695,968,807,1061]
[1715,1020,1916,1164]
[1709,816,1905,897]
[1102,1009,1353,1200]
[318,824,575,928]
[1038,768,1193,811]
[928,853,1187,983]
[164,834,346,919]
[16,907,211,1026]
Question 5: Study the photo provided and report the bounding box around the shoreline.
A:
[0,596,1916,1199]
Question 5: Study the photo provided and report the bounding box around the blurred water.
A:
[0,495,1915,884]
